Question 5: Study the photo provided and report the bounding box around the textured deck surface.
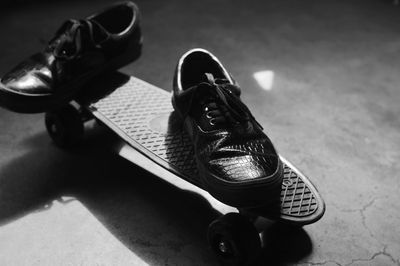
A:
[92,77,321,220]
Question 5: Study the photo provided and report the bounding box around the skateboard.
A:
[44,72,325,265]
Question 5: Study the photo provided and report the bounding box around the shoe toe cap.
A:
[2,63,53,95]
[3,73,51,95]
[209,154,279,183]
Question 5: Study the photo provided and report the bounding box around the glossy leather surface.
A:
[1,1,141,98]
[1,47,106,96]
[173,49,283,185]
[200,134,280,182]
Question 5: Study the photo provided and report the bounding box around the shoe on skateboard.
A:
[172,48,283,208]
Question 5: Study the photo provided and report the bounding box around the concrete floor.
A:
[1,0,400,265]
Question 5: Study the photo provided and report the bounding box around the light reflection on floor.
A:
[253,70,275,91]
[0,199,149,265]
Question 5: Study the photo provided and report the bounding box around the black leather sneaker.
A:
[0,1,142,113]
[172,48,283,208]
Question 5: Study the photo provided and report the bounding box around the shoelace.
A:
[185,73,263,130]
[47,19,103,60]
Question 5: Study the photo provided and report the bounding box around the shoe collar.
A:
[175,48,234,93]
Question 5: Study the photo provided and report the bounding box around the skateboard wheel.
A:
[207,213,261,266]
[45,104,84,148]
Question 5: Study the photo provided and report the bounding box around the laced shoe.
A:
[172,48,283,208]
[0,1,142,113]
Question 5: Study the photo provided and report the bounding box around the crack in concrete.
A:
[358,198,378,239]
[339,197,378,214]
[345,246,400,266]
[304,246,399,266]
[302,260,342,265]
[310,199,400,266]
[336,197,380,239]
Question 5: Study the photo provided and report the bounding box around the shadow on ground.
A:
[0,124,313,265]
[260,224,312,265]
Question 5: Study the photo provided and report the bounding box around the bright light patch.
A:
[253,70,275,91]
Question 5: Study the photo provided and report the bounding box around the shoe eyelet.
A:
[206,111,213,119]
[209,118,216,126]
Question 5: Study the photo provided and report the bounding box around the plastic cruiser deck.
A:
[87,75,325,225]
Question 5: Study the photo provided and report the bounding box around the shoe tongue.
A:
[202,73,230,86]
[204,72,216,84]
[187,73,236,103]
[86,19,110,44]
[190,79,216,101]
[201,73,241,96]
[55,19,109,45]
